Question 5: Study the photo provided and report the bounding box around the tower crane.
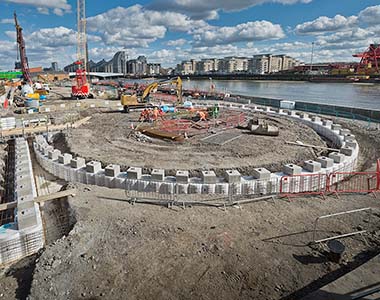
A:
[71,0,91,99]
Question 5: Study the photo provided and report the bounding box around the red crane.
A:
[71,0,91,99]
[14,12,32,85]
[353,44,380,74]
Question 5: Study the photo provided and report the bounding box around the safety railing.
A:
[280,159,380,197]
[328,172,379,196]
[311,207,372,244]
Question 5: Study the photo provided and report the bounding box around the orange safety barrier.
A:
[280,173,328,198]
[280,159,380,198]
[327,171,379,197]
[377,159,380,191]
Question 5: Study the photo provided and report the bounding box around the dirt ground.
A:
[24,185,380,300]
[0,108,379,300]
[60,111,327,176]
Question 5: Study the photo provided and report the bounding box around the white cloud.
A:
[37,7,49,15]
[149,0,312,20]
[167,39,187,46]
[86,5,209,48]
[295,15,358,35]
[4,0,71,15]
[0,18,14,24]
[193,21,285,46]
[359,5,380,25]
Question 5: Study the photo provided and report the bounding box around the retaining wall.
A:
[0,138,44,265]
[33,101,359,197]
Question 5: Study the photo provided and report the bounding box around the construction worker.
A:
[158,108,165,120]
[152,107,159,121]
[198,111,207,121]
[139,109,147,122]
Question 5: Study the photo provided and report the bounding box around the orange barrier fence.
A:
[280,159,380,197]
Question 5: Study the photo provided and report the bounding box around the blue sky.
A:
[0,0,379,70]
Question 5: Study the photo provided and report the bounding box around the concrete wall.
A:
[33,101,359,197]
[0,138,44,265]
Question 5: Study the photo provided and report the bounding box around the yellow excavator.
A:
[120,77,182,113]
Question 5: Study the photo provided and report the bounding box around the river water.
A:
[182,80,380,110]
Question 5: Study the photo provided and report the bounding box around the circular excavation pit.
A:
[57,108,328,176]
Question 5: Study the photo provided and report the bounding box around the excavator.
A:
[120,77,182,113]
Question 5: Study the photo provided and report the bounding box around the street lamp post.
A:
[310,42,315,74]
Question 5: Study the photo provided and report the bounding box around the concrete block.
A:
[340,146,354,156]
[114,177,126,189]
[283,164,302,176]
[304,160,322,172]
[176,184,189,194]
[311,116,321,122]
[339,128,351,136]
[215,183,229,195]
[224,170,241,183]
[176,170,189,184]
[48,149,61,160]
[58,153,72,165]
[317,156,334,168]
[345,141,357,149]
[344,134,356,142]
[105,164,121,177]
[201,171,217,184]
[188,183,202,194]
[201,184,216,194]
[71,157,86,169]
[329,152,345,163]
[127,167,142,180]
[331,124,342,131]
[43,146,54,156]
[252,168,271,180]
[151,169,165,181]
[159,183,174,194]
[86,161,102,174]
[323,120,333,127]
[94,173,106,186]
[17,206,38,230]
[16,194,34,208]
[300,113,309,119]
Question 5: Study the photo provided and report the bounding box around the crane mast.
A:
[14,12,32,85]
[72,0,91,98]
[77,0,87,71]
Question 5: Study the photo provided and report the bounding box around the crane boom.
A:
[14,12,32,85]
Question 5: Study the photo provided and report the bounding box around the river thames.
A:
[182,79,380,110]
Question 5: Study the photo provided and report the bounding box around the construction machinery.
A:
[14,12,32,86]
[14,12,49,98]
[353,44,380,75]
[71,0,92,99]
[120,77,182,112]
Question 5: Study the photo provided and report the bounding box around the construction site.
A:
[0,1,380,300]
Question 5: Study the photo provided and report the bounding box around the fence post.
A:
[377,159,380,191]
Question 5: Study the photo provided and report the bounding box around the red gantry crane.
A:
[14,12,32,86]
[353,44,380,75]
[71,0,91,98]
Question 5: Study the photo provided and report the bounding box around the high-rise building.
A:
[51,62,59,71]
[249,54,300,74]
[218,57,249,73]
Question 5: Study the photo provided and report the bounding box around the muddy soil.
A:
[60,111,327,176]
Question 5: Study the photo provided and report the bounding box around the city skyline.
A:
[0,0,379,70]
